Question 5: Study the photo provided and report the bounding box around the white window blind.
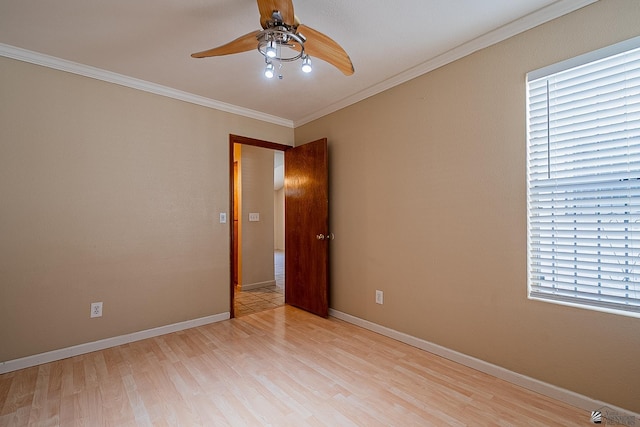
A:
[527,37,640,317]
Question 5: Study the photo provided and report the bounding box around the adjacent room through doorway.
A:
[232,140,286,317]
[229,135,330,319]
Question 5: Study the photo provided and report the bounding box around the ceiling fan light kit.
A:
[301,56,312,73]
[191,0,354,79]
[264,62,276,78]
[257,25,309,78]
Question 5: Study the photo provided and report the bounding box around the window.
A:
[527,37,640,318]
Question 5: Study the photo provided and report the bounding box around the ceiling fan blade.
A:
[257,0,295,29]
[297,25,354,76]
[191,30,261,58]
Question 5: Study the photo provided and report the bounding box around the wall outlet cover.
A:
[90,302,103,318]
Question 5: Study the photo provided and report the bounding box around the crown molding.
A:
[1,0,596,129]
[294,0,598,127]
[0,43,294,129]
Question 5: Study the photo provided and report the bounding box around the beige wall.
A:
[2,0,639,414]
[0,56,293,362]
[239,145,276,289]
[295,0,640,413]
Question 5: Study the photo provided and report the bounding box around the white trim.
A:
[0,312,230,374]
[329,308,640,419]
[293,0,598,127]
[240,280,277,291]
[0,44,294,129]
[0,0,596,129]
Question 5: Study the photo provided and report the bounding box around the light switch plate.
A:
[219,213,227,223]
[249,213,260,222]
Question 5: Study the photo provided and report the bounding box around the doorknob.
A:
[316,233,335,240]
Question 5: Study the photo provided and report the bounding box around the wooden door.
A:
[285,138,329,317]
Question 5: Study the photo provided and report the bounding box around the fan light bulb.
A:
[266,41,277,58]
[264,62,275,79]
[301,56,312,73]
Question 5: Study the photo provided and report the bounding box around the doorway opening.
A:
[229,135,291,318]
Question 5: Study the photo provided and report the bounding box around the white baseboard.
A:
[329,309,639,419]
[3,308,637,419]
[241,280,276,291]
[0,312,230,374]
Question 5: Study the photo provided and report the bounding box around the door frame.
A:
[228,134,292,318]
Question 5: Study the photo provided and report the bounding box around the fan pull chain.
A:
[277,43,284,79]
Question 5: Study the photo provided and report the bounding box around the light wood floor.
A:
[1,306,590,426]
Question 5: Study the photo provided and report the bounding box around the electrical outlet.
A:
[90,302,103,318]
[375,290,384,305]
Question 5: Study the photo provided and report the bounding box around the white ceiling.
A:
[0,0,594,127]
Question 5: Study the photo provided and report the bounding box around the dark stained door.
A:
[284,138,329,317]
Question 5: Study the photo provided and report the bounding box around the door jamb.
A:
[228,134,292,318]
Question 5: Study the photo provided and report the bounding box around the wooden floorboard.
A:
[0,305,591,426]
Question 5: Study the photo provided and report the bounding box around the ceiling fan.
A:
[191,0,354,78]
